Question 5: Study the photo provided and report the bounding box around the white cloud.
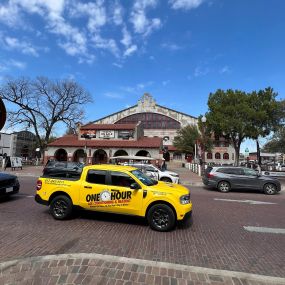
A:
[194,66,210,77]
[69,1,106,32]
[0,0,162,62]
[0,59,26,72]
[219,65,231,74]
[124,45,137,57]
[161,42,183,51]
[112,1,123,26]
[120,26,137,57]
[169,0,204,10]
[104,92,124,99]
[91,34,119,57]
[0,1,21,27]
[121,81,154,94]
[113,62,123,68]
[130,0,161,36]
[4,36,39,56]
[162,80,170,86]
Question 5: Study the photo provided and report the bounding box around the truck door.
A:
[79,169,111,211]
[107,171,144,216]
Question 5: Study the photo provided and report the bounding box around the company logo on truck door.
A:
[86,189,132,207]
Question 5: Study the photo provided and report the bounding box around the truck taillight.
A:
[36,180,42,190]
[207,173,215,179]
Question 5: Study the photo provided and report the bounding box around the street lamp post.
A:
[201,115,207,175]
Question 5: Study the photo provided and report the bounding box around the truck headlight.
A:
[180,194,190,205]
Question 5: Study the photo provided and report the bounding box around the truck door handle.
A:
[84,186,92,189]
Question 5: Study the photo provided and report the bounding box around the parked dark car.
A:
[0,172,20,197]
[203,166,281,195]
[43,161,84,179]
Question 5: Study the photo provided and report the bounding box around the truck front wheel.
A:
[50,195,73,220]
[147,204,176,232]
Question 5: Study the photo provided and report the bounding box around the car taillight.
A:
[36,180,42,190]
[207,173,215,179]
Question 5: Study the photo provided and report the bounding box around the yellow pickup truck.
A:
[35,164,192,231]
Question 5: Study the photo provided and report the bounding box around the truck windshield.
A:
[131,169,158,186]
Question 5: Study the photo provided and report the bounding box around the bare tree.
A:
[0,76,92,158]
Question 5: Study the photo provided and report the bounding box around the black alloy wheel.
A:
[263,183,277,195]
[147,204,175,232]
[50,195,73,220]
[217,181,231,193]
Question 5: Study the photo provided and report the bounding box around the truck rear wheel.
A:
[50,195,73,220]
[147,204,176,232]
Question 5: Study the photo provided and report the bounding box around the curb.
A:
[1,253,284,284]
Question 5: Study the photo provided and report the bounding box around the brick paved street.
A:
[0,165,285,284]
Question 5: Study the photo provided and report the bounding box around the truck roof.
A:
[83,164,138,172]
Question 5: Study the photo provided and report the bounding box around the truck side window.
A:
[86,170,106,184]
[110,171,136,188]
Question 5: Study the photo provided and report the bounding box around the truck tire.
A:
[147,204,176,232]
[50,195,73,220]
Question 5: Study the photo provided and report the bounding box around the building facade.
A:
[46,93,236,165]
[0,131,37,159]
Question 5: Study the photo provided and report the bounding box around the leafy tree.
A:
[247,88,282,165]
[262,127,285,153]
[173,125,199,154]
[206,89,251,166]
[0,77,92,158]
[173,120,212,159]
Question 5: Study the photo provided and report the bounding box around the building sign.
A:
[118,130,134,139]
[99,130,115,138]
[0,98,6,131]
[10,157,22,169]
[80,129,96,139]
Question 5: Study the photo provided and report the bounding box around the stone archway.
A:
[54,148,67,161]
[135,150,151,157]
[113,149,129,157]
[93,149,108,164]
[73,149,86,163]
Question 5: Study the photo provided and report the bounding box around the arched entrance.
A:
[136,150,151,157]
[73,149,86,163]
[54,148,67,161]
[93,149,108,164]
[114,149,129,157]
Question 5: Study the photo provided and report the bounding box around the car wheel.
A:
[217,181,231,193]
[263,183,277,195]
[50,195,73,220]
[160,177,172,183]
[147,204,176,232]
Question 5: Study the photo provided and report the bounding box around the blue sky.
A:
[0,0,284,152]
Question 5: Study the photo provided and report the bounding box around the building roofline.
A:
[156,104,197,120]
[88,104,137,125]
[88,101,197,125]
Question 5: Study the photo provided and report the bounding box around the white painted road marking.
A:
[244,226,285,234]
[214,198,277,205]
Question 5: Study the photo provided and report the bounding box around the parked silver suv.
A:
[203,166,281,195]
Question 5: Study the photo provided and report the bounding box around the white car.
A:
[127,163,180,183]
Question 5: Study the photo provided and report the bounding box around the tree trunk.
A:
[256,139,261,166]
[233,140,241,166]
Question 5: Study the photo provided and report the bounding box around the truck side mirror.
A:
[130,183,140,190]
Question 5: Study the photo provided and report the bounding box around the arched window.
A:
[206,153,212,159]
[215,152,221,159]
[115,112,181,129]
[223,153,229,160]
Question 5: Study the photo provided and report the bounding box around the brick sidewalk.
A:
[1,253,284,285]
